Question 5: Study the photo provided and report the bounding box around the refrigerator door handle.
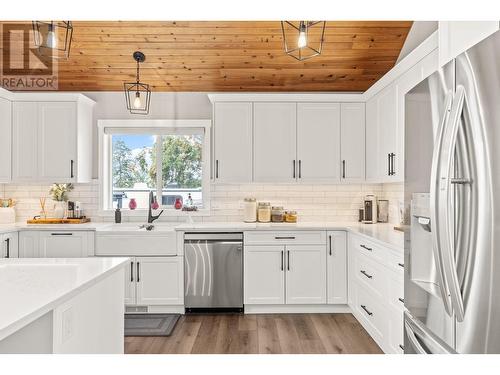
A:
[429,90,454,316]
[439,85,472,322]
[404,311,456,354]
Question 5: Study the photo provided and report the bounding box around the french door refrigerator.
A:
[404,30,500,354]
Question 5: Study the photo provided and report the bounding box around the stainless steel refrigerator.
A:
[404,30,500,354]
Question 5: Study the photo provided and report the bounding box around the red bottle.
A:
[128,198,137,210]
[174,197,183,210]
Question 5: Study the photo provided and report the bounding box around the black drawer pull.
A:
[275,236,295,240]
[361,305,373,316]
[51,233,73,236]
[399,344,404,351]
[360,244,372,251]
[5,238,9,258]
[360,270,373,279]
[130,261,134,282]
[398,263,404,268]
[398,297,404,304]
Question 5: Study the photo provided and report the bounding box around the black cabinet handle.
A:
[399,344,404,351]
[287,250,290,271]
[51,233,73,236]
[5,238,9,258]
[298,160,302,179]
[398,263,404,268]
[130,261,134,282]
[360,244,372,251]
[361,305,373,316]
[342,160,346,179]
[215,160,219,179]
[399,297,405,304]
[360,270,373,279]
[70,160,74,178]
[388,153,391,176]
[329,235,332,256]
[292,160,296,179]
[391,153,396,176]
[275,236,295,240]
[136,262,140,282]
[281,250,284,271]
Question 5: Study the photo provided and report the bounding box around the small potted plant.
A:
[49,183,74,218]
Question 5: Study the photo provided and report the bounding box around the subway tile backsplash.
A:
[0,181,404,224]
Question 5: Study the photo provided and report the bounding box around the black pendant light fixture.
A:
[32,21,73,59]
[124,51,151,115]
[281,21,326,61]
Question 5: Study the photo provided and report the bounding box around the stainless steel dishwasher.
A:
[184,233,243,312]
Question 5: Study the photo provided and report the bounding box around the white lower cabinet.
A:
[327,231,347,304]
[1,231,18,258]
[18,230,94,257]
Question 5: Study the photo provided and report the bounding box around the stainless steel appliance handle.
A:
[439,86,471,322]
[404,311,456,354]
[429,90,454,316]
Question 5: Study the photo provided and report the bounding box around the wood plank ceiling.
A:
[2,21,412,92]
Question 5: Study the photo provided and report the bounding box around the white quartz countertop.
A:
[0,257,129,341]
[0,222,111,234]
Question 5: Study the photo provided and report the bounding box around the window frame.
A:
[98,119,211,216]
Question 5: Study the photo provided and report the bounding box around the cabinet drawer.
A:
[350,234,387,264]
[388,271,404,311]
[244,231,326,245]
[355,285,386,346]
[354,251,387,299]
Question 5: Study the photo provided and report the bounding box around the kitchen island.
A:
[0,257,128,354]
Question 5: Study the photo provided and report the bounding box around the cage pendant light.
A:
[124,51,151,115]
[32,21,73,59]
[281,21,326,61]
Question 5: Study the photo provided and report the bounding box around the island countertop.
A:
[0,257,129,341]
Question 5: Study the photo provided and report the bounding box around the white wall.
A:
[83,92,212,178]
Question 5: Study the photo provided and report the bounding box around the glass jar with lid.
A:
[257,202,271,222]
[243,197,257,222]
[271,206,284,222]
[284,210,298,223]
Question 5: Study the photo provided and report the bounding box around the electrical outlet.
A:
[61,307,74,343]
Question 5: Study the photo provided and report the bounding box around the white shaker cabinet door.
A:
[285,245,326,305]
[244,245,285,305]
[38,231,91,258]
[340,103,365,182]
[327,231,347,304]
[253,102,297,182]
[365,96,380,182]
[39,102,77,182]
[0,97,12,183]
[213,102,253,182]
[135,257,183,306]
[124,258,137,306]
[377,84,399,182]
[18,231,40,258]
[12,102,39,181]
[296,102,341,182]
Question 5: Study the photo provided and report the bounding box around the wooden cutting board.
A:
[27,218,91,224]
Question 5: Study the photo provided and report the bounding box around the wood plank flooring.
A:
[124,313,383,354]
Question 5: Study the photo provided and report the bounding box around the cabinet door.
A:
[327,231,347,304]
[253,103,297,182]
[38,231,89,257]
[285,245,326,304]
[244,245,285,305]
[39,102,77,181]
[296,103,340,182]
[2,232,19,258]
[135,257,183,305]
[213,102,253,182]
[340,103,365,182]
[18,231,40,258]
[124,259,137,305]
[377,84,399,182]
[365,97,379,181]
[0,98,12,183]
[12,102,39,181]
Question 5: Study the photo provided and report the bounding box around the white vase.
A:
[53,201,66,219]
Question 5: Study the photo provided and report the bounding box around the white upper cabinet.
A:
[213,102,253,182]
[39,102,77,181]
[377,83,399,182]
[297,103,340,182]
[340,103,365,182]
[439,21,499,66]
[253,102,297,182]
[12,97,93,183]
[0,97,12,183]
[365,96,379,182]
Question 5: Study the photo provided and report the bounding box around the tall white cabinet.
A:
[12,96,94,183]
[0,97,12,183]
[213,102,253,182]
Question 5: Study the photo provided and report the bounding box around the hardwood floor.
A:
[124,313,383,354]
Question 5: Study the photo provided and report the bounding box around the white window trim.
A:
[98,119,212,217]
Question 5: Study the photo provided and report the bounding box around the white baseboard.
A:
[244,304,351,314]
